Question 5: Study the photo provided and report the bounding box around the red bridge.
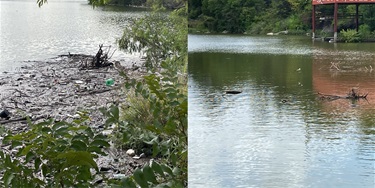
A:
[312,0,375,42]
[313,0,375,5]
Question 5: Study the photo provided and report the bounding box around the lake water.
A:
[188,34,375,188]
[0,0,147,72]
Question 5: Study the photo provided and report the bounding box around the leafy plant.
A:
[359,24,371,39]
[340,28,361,43]
[102,3,188,187]
[113,159,184,188]
[118,7,187,72]
[0,114,109,187]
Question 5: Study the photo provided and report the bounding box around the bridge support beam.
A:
[334,3,338,43]
[312,5,316,39]
[356,4,359,32]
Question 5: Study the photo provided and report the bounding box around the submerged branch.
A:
[318,88,368,101]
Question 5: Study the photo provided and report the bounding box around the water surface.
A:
[188,34,375,188]
[0,0,147,72]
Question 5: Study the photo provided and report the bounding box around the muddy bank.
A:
[0,54,151,184]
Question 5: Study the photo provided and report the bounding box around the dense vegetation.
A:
[188,0,375,37]
[1,0,187,187]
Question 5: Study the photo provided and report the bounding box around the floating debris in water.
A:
[225,90,242,94]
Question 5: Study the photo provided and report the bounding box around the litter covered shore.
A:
[0,54,151,184]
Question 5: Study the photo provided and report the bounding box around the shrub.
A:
[340,29,361,43]
[0,114,109,187]
[107,5,188,187]
[359,24,371,39]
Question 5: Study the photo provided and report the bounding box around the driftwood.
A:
[0,115,47,125]
[91,44,115,68]
[60,44,116,69]
[318,88,368,101]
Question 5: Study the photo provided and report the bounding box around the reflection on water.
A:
[188,34,375,188]
[0,0,147,72]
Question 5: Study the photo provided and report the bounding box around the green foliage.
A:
[112,160,184,188]
[340,29,361,43]
[0,114,109,187]
[118,6,187,71]
[189,0,375,35]
[105,2,187,187]
[359,24,372,39]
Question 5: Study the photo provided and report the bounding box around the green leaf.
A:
[110,105,119,121]
[121,177,137,188]
[11,140,23,149]
[133,168,148,188]
[151,160,165,178]
[171,153,178,166]
[68,126,88,132]
[55,126,69,136]
[57,151,98,172]
[25,151,35,163]
[172,167,180,176]
[93,134,107,140]
[76,166,92,181]
[20,144,34,156]
[70,140,87,151]
[160,164,173,176]
[34,157,42,171]
[152,143,160,157]
[88,146,105,155]
[4,154,12,167]
[143,165,158,184]
[3,171,14,186]
[85,127,94,138]
[2,135,13,145]
[35,118,53,127]
[90,139,110,148]
[72,134,89,144]
[52,121,67,131]
[144,136,158,145]
[26,116,32,126]
[42,163,48,177]
[41,127,52,133]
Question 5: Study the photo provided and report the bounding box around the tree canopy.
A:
[188,0,375,35]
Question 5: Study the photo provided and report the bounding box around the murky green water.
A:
[0,0,147,72]
[188,34,375,188]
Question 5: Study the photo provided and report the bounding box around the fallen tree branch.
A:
[318,88,368,101]
[0,115,47,125]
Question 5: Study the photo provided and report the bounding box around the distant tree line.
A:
[188,0,375,35]
[105,0,185,9]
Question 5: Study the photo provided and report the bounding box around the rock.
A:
[74,80,84,84]
[126,149,135,156]
[0,109,10,120]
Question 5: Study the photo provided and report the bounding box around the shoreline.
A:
[0,54,151,184]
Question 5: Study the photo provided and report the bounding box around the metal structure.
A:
[312,0,375,42]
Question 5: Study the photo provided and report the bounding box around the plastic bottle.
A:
[105,78,114,86]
